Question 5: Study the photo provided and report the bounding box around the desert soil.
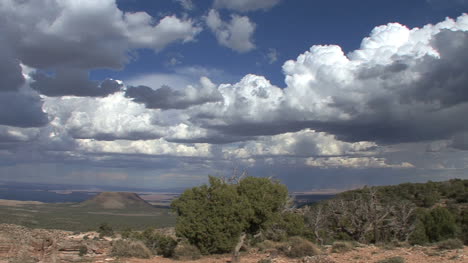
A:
[115,245,467,263]
[0,224,466,263]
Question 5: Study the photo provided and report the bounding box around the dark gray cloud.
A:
[330,30,468,144]
[407,30,468,107]
[0,129,37,144]
[31,69,122,97]
[125,85,222,110]
[451,132,468,150]
[0,0,201,97]
[0,91,48,128]
[0,48,24,92]
[205,121,308,137]
[69,130,162,141]
[167,133,256,144]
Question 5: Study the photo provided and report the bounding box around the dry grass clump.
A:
[280,236,321,258]
[172,241,202,260]
[436,238,463,250]
[111,239,152,259]
[376,256,405,263]
[330,241,355,253]
[256,239,282,251]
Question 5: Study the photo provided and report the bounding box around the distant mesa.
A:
[76,192,154,210]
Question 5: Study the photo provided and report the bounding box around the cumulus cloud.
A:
[213,0,281,12]
[222,129,376,159]
[190,14,468,145]
[30,13,468,152]
[206,9,256,52]
[78,138,212,158]
[194,74,284,126]
[305,157,414,169]
[2,8,468,179]
[125,13,201,51]
[280,15,468,143]
[1,0,201,66]
[0,0,201,97]
[43,92,163,141]
[31,69,122,97]
[125,77,222,110]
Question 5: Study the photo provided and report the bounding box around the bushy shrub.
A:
[331,241,354,253]
[424,207,458,242]
[436,238,463,250]
[461,210,468,245]
[408,219,428,245]
[263,212,306,241]
[97,222,114,238]
[78,245,88,256]
[172,241,202,260]
[376,256,405,263]
[111,240,152,259]
[120,227,133,239]
[281,236,320,258]
[137,228,177,257]
[115,228,177,257]
[172,176,289,255]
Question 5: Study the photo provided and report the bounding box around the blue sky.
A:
[90,0,468,87]
[0,0,468,191]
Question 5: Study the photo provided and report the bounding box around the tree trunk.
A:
[314,228,323,245]
[231,232,246,263]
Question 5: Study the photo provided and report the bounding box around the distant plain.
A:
[0,181,333,231]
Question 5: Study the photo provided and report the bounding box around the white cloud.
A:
[188,14,468,145]
[126,73,193,91]
[279,14,468,142]
[194,74,284,125]
[174,0,195,11]
[124,75,223,110]
[125,13,201,51]
[266,48,278,64]
[213,0,281,12]
[78,138,212,158]
[305,157,414,169]
[206,9,256,53]
[0,0,202,98]
[2,9,468,184]
[0,126,39,143]
[125,66,233,90]
[222,129,376,159]
[0,0,201,68]
[43,92,163,141]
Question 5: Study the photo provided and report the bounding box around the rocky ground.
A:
[0,224,466,263]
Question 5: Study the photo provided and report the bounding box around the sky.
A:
[0,0,467,191]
